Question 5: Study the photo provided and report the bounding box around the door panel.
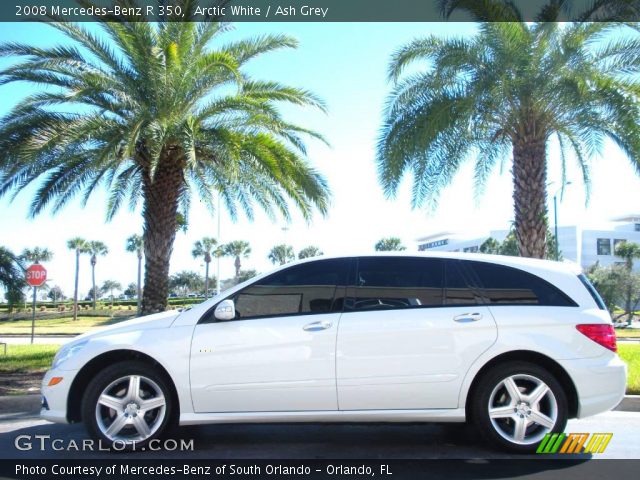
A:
[336,306,496,410]
[190,313,340,412]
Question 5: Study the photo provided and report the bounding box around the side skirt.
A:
[179,408,466,426]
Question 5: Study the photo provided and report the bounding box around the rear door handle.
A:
[303,321,332,331]
[453,313,483,323]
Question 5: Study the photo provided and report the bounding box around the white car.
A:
[41,253,626,452]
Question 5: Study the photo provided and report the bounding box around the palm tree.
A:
[126,234,144,312]
[268,245,295,265]
[223,240,252,277]
[66,237,88,320]
[87,241,109,309]
[0,246,25,311]
[0,9,330,315]
[377,21,640,259]
[192,237,218,297]
[102,280,122,307]
[20,247,53,265]
[298,246,323,259]
[375,237,406,252]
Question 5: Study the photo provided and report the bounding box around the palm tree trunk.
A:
[136,253,142,314]
[141,150,185,315]
[512,134,548,259]
[204,261,210,297]
[235,256,241,277]
[73,250,80,321]
[91,261,96,310]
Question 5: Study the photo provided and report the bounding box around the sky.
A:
[1,21,640,299]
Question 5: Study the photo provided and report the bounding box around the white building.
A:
[416,215,640,272]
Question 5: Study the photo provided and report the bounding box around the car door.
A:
[336,257,497,410]
[190,258,350,413]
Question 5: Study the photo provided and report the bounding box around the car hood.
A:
[71,310,181,343]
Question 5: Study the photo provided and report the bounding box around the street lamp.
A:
[553,182,572,261]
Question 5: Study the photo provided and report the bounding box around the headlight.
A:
[52,341,88,369]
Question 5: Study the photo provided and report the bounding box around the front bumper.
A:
[40,368,79,424]
[561,352,627,418]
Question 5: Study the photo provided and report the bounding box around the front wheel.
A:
[82,361,175,450]
[471,362,568,453]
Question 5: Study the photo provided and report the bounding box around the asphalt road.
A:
[0,411,638,460]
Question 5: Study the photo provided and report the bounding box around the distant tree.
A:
[375,237,406,251]
[47,285,65,304]
[123,282,137,299]
[223,241,252,278]
[125,234,144,312]
[479,227,559,259]
[87,241,109,309]
[20,247,53,264]
[268,245,295,265]
[169,270,209,297]
[479,238,501,255]
[67,237,88,320]
[614,241,640,322]
[588,263,640,322]
[86,286,101,302]
[221,269,259,292]
[298,246,323,259]
[192,237,218,297]
[0,246,25,312]
[102,280,122,306]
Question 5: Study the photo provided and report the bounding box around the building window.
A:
[463,246,479,253]
[635,223,640,232]
[597,238,611,256]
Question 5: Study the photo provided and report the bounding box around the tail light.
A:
[576,324,617,352]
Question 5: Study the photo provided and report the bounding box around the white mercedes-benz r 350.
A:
[41,253,626,452]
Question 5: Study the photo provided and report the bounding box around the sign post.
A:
[26,264,47,344]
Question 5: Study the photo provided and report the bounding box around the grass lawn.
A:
[618,344,640,395]
[0,316,128,335]
[0,344,59,373]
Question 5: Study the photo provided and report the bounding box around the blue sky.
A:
[1,21,640,298]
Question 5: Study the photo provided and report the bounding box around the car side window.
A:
[445,260,479,305]
[351,257,444,311]
[229,258,349,320]
[467,261,577,306]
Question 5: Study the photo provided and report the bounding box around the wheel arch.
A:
[464,350,579,420]
[67,349,179,423]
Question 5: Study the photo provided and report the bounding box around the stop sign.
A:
[26,264,47,287]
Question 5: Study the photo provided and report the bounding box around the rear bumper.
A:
[561,353,627,418]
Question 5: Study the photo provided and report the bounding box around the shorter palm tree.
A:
[223,241,252,277]
[375,237,406,252]
[268,245,295,265]
[87,241,109,309]
[615,241,640,322]
[298,246,323,259]
[67,237,88,320]
[126,234,144,312]
[192,237,218,297]
[21,247,53,265]
[0,246,25,311]
[102,280,122,307]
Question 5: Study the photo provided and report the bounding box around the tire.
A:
[82,361,176,450]
[471,361,568,453]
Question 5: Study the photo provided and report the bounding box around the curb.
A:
[0,394,41,416]
[614,395,640,412]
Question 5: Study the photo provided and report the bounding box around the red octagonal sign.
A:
[26,264,47,287]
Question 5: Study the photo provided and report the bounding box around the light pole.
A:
[216,191,221,296]
[552,182,572,261]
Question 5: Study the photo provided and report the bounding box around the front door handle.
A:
[303,321,332,331]
[453,313,483,323]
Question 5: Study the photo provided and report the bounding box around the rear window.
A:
[466,261,577,307]
[578,274,607,310]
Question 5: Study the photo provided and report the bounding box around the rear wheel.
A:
[82,361,175,450]
[471,361,568,453]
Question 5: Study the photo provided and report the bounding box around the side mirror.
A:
[214,299,235,321]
